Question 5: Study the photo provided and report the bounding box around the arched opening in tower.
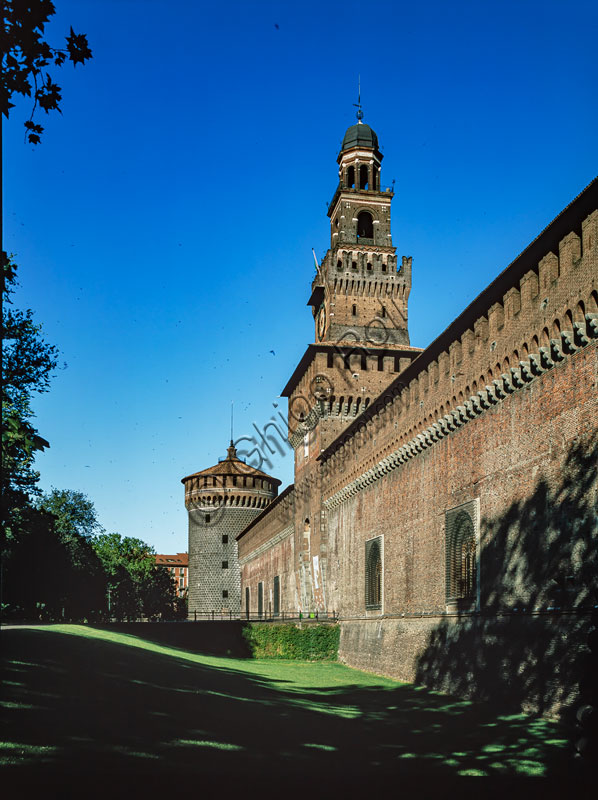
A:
[357,211,374,239]
[360,164,369,190]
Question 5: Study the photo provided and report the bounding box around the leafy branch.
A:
[1,1,92,144]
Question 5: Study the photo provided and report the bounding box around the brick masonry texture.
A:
[188,506,264,615]
[183,445,280,616]
[236,121,597,713]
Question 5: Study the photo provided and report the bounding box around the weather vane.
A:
[230,401,234,444]
[353,75,363,122]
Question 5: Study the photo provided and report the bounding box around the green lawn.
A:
[0,624,581,795]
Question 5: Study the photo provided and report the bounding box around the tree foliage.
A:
[1,0,92,143]
[1,254,58,533]
[93,533,178,621]
[36,488,104,542]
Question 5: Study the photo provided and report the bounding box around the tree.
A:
[2,0,92,144]
[1,255,58,535]
[93,533,178,621]
[36,488,104,542]
[35,488,107,618]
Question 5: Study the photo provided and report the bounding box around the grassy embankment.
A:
[0,624,577,794]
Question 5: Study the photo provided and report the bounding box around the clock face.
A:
[317,305,327,340]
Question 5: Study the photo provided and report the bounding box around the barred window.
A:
[258,582,264,618]
[273,575,280,617]
[446,505,478,604]
[365,537,382,609]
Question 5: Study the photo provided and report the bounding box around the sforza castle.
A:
[182,114,598,715]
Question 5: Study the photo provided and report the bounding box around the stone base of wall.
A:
[339,613,589,718]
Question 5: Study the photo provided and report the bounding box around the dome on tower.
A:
[181,441,281,511]
[181,442,281,486]
[341,122,379,152]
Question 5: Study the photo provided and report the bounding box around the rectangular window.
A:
[445,500,479,609]
[258,582,264,618]
[222,589,228,599]
[222,561,228,569]
[365,536,383,610]
[222,534,228,544]
[273,576,280,617]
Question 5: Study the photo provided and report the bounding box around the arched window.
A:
[347,166,355,188]
[357,211,373,239]
[365,537,382,609]
[445,508,477,603]
[359,164,369,190]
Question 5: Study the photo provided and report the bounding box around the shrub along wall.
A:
[243,622,339,660]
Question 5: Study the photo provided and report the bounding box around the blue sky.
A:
[4,0,597,554]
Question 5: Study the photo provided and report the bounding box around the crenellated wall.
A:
[320,207,598,503]
[236,178,598,715]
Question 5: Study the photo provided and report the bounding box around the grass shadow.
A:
[0,625,586,797]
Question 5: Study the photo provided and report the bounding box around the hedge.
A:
[242,622,339,660]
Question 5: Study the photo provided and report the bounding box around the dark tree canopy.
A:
[1,0,92,143]
[1,255,59,530]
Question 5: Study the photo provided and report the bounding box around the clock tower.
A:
[309,112,411,348]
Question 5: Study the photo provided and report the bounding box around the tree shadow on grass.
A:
[88,620,253,658]
[415,432,598,721]
[0,627,583,798]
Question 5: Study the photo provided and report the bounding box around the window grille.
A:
[258,582,264,617]
[365,537,382,609]
[445,504,478,604]
[273,576,280,616]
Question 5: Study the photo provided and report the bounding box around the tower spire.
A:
[230,401,234,446]
[353,75,363,122]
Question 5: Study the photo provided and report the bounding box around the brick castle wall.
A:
[236,183,598,713]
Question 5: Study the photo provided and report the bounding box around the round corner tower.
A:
[182,442,281,617]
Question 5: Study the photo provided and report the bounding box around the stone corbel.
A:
[586,313,598,338]
[560,330,578,354]
[510,366,524,388]
[538,347,554,370]
[483,386,498,405]
[519,360,534,382]
[501,373,515,393]
[454,407,467,425]
[528,353,544,376]
[573,321,589,348]
[493,379,507,399]
[550,339,565,362]
[464,400,476,419]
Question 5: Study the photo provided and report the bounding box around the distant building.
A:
[155,552,188,598]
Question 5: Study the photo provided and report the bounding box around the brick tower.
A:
[182,442,281,617]
[276,113,422,613]
[309,111,411,347]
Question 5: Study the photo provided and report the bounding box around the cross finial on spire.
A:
[353,75,363,122]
